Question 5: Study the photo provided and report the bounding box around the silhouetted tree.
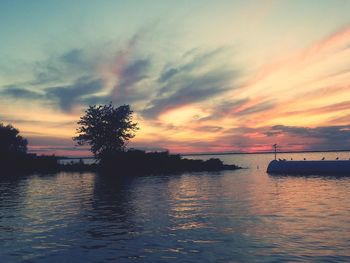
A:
[73,104,138,160]
[0,123,27,157]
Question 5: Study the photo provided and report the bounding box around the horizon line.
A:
[53,149,350,159]
[181,149,350,156]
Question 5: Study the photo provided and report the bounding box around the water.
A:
[1,152,350,262]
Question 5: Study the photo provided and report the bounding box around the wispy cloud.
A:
[265,124,350,150]
[46,77,104,112]
[143,48,239,118]
[234,100,275,116]
[1,85,44,100]
[2,18,350,155]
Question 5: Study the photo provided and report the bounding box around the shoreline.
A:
[54,149,350,160]
[1,151,242,176]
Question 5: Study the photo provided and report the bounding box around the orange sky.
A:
[1,1,350,156]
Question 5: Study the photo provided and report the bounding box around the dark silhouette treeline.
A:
[1,104,241,176]
[98,149,240,174]
[0,123,60,174]
[1,153,59,174]
[1,149,240,175]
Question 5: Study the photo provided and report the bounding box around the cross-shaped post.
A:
[273,144,277,160]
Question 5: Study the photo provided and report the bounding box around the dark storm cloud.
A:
[46,78,104,112]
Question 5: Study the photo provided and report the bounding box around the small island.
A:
[0,103,240,175]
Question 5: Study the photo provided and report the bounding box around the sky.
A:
[1,0,350,156]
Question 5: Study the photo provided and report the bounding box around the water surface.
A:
[1,152,350,262]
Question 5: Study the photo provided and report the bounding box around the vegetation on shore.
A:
[0,104,241,175]
[1,149,240,175]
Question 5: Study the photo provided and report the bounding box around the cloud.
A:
[266,124,350,139]
[83,57,152,107]
[27,135,74,147]
[1,86,43,100]
[41,31,154,109]
[60,49,85,66]
[285,100,350,116]
[158,48,226,83]
[144,71,236,118]
[329,113,350,125]
[46,77,104,112]
[2,30,240,122]
[0,78,104,113]
[111,58,151,103]
[0,116,74,128]
[32,48,98,86]
[181,124,350,153]
[194,125,223,132]
[158,68,178,83]
[197,99,247,122]
[143,48,238,118]
[235,100,275,116]
[265,124,350,150]
[1,31,154,114]
[116,59,150,89]
[198,98,274,122]
[26,135,92,156]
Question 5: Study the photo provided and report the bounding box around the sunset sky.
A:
[1,0,350,156]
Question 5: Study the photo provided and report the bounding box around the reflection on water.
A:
[1,152,350,262]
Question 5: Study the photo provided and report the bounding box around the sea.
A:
[1,151,350,262]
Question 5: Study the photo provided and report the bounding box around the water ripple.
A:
[1,153,350,262]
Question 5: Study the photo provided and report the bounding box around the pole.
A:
[273,144,277,160]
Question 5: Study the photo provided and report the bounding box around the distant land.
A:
[182,149,350,156]
[54,149,350,160]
